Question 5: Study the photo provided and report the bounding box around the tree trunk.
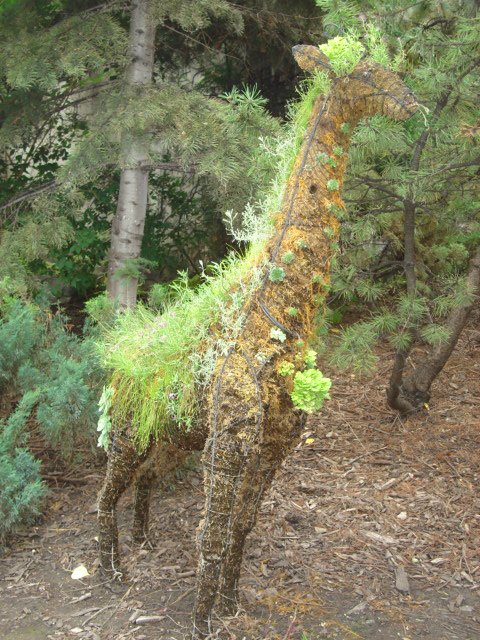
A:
[398,245,480,411]
[107,0,155,308]
[385,196,416,414]
[386,90,449,414]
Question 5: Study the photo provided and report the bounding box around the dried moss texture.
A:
[193,47,417,636]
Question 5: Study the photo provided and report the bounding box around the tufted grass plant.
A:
[98,71,332,452]
[99,254,264,449]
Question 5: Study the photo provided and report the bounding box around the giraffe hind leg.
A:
[97,431,145,578]
[132,465,156,544]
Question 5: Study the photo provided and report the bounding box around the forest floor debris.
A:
[0,325,479,639]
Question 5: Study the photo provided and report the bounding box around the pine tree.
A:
[316,0,480,413]
[0,1,312,303]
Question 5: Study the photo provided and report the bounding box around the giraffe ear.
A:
[292,45,333,76]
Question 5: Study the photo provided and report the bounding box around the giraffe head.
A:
[292,44,417,122]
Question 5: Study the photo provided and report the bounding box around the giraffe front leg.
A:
[218,411,305,616]
[217,456,275,617]
[192,433,247,638]
[98,432,145,578]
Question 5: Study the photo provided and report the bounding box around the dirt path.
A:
[1,328,479,639]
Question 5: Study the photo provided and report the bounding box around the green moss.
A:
[340,122,350,134]
[333,145,343,156]
[327,156,337,168]
[297,238,308,250]
[287,306,299,317]
[327,179,339,191]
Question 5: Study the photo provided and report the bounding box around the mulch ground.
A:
[0,323,479,640]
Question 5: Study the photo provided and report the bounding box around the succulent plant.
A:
[327,179,339,191]
[278,361,295,377]
[269,266,285,283]
[270,327,287,342]
[282,251,295,265]
[316,151,329,164]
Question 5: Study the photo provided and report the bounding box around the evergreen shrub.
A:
[0,299,102,543]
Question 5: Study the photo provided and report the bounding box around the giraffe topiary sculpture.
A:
[191,45,417,635]
[95,43,417,638]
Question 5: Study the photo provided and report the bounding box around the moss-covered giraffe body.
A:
[193,48,416,634]
[96,44,417,636]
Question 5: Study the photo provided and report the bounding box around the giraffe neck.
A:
[254,89,356,347]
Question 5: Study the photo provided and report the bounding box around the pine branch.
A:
[350,175,403,200]
[0,181,57,213]
[0,160,198,215]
